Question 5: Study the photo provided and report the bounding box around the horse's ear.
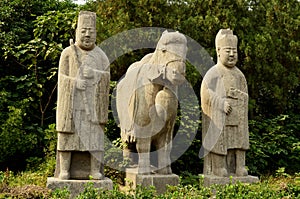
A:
[162,30,169,35]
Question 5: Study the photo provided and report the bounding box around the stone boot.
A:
[212,153,228,177]
[235,150,248,176]
[90,151,103,180]
[59,151,71,180]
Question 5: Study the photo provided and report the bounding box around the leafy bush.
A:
[1,169,299,199]
[0,92,43,170]
[49,187,70,199]
[55,176,300,199]
[247,114,300,175]
[0,170,50,199]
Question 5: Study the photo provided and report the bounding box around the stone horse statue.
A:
[116,31,187,174]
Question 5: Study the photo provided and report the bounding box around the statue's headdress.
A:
[77,11,96,28]
[215,29,238,48]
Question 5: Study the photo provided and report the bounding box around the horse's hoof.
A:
[138,166,151,175]
[156,167,172,175]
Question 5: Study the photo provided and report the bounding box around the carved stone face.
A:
[165,59,186,86]
[76,25,96,51]
[217,46,238,68]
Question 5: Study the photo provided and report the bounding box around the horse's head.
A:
[155,31,187,86]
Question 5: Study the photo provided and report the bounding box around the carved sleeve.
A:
[94,71,110,124]
[56,48,75,133]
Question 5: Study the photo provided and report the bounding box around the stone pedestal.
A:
[203,175,259,186]
[46,177,113,198]
[125,168,179,195]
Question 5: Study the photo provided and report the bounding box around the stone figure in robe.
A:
[55,11,110,180]
[201,29,249,177]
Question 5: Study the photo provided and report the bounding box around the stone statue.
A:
[201,29,249,177]
[116,31,187,175]
[55,11,110,180]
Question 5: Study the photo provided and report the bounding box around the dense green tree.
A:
[91,0,190,80]
[0,0,78,170]
[91,0,300,118]
[242,0,300,116]
[89,0,300,175]
[0,0,75,75]
[178,0,300,117]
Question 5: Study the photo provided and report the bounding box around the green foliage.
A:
[248,114,300,175]
[49,187,70,199]
[43,124,58,160]
[0,96,42,170]
[76,182,102,199]
[69,176,299,198]
[0,0,77,170]
[94,0,188,80]
[240,0,300,116]
[1,169,299,198]
[10,9,79,127]
[0,0,76,78]
[33,10,79,49]
[179,172,204,187]
[103,81,127,184]
[104,137,126,185]
[172,92,202,175]
[0,170,50,199]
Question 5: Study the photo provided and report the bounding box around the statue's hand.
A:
[228,87,248,99]
[126,131,136,143]
[224,101,232,115]
[76,79,87,90]
[83,67,94,79]
[227,87,238,98]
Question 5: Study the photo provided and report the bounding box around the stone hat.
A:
[215,29,238,48]
[77,11,96,28]
[156,30,187,59]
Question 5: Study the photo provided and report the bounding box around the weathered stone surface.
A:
[46,177,113,198]
[203,175,259,186]
[201,28,258,182]
[54,10,110,181]
[116,31,188,176]
[125,168,179,194]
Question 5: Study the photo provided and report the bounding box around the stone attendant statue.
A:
[116,31,187,174]
[55,11,110,180]
[201,29,249,177]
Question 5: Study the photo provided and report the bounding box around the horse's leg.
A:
[155,129,172,174]
[155,88,177,174]
[136,137,151,174]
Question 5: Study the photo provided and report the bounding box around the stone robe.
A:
[201,64,249,156]
[56,44,110,151]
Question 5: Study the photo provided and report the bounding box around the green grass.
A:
[0,168,299,199]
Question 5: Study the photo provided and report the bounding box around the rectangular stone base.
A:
[125,168,179,195]
[204,175,259,186]
[46,177,113,198]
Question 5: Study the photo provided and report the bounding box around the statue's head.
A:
[76,11,97,51]
[215,29,238,68]
[154,31,188,86]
